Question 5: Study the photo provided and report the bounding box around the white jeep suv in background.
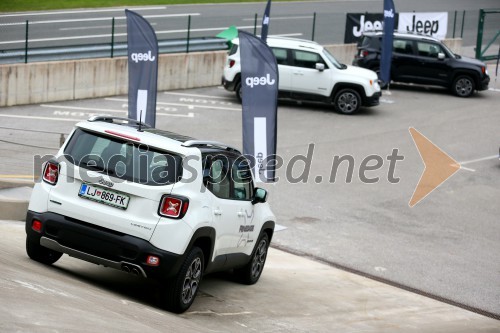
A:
[222,36,381,114]
[26,116,275,313]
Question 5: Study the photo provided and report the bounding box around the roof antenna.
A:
[138,110,143,132]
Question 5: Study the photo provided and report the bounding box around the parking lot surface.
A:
[0,71,499,322]
[1,220,499,332]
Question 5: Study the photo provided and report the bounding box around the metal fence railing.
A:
[0,9,498,64]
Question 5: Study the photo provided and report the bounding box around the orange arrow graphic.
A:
[409,127,461,207]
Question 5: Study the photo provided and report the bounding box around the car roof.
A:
[75,116,241,155]
[362,31,441,43]
[232,35,324,52]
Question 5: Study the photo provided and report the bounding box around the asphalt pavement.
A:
[1,74,499,322]
[1,220,499,332]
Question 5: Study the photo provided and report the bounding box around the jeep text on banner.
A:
[380,0,396,85]
[398,12,448,40]
[125,9,158,128]
[261,0,272,43]
[239,30,279,183]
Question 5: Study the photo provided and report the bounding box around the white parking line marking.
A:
[275,224,287,232]
[0,114,80,122]
[106,98,242,111]
[458,155,498,165]
[41,104,193,117]
[41,104,124,113]
[460,166,476,172]
[164,92,233,100]
[0,7,167,18]
[243,15,313,21]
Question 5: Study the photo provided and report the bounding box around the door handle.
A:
[213,209,222,216]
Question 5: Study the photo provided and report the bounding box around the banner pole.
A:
[312,12,316,41]
[111,17,115,58]
[186,15,191,53]
[24,20,29,64]
[254,13,258,35]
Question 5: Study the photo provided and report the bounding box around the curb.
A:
[0,178,34,221]
[0,178,35,190]
[0,198,28,221]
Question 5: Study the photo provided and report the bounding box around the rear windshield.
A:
[228,44,238,55]
[359,36,381,49]
[64,128,182,186]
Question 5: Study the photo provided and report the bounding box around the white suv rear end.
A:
[26,116,275,313]
[222,36,381,114]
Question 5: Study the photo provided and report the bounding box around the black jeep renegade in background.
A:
[352,32,490,97]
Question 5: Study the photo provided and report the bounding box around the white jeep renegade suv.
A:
[222,36,381,114]
[26,116,275,313]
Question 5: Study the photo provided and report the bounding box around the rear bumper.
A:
[222,75,237,91]
[25,210,185,280]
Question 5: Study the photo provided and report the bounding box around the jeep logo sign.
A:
[245,74,276,88]
[130,50,156,63]
[344,13,391,43]
[398,12,448,40]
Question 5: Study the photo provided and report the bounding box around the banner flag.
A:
[261,0,272,43]
[380,0,396,85]
[125,9,158,128]
[398,12,448,40]
[239,30,279,182]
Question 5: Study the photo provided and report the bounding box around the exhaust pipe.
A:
[131,268,140,276]
[122,265,131,273]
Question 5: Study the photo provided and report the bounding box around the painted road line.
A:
[0,114,80,122]
[164,92,233,100]
[0,7,167,18]
[106,98,241,112]
[275,224,288,232]
[40,104,126,113]
[0,24,252,45]
[458,155,498,165]
[25,13,200,25]
[459,166,476,172]
[269,33,303,37]
[0,175,34,179]
[41,104,193,117]
[243,15,313,21]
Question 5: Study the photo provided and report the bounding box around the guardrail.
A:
[0,37,229,64]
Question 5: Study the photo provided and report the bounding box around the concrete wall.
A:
[0,39,462,107]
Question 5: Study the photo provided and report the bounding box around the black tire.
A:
[333,88,361,114]
[452,75,475,97]
[26,238,62,265]
[162,246,204,313]
[235,233,269,285]
[235,81,242,103]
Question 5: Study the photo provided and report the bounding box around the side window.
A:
[272,47,289,65]
[202,154,253,201]
[292,50,327,69]
[393,39,414,55]
[416,41,442,58]
[203,155,231,200]
[231,157,253,201]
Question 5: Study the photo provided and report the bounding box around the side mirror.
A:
[437,52,445,60]
[252,187,268,205]
[315,63,325,72]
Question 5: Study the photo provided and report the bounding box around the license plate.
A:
[78,183,130,210]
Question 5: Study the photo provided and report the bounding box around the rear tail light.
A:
[42,161,59,185]
[360,50,369,58]
[32,220,42,233]
[159,195,189,219]
[229,59,236,68]
[146,255,160,266]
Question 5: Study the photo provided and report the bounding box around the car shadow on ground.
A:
[43,257,241,311]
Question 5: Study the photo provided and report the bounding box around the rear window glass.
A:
[228,44,238,56]
[64,128,182,186]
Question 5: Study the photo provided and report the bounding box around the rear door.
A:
[271,47,292,92]
[289,49,332,97]
[202,153,258,257]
